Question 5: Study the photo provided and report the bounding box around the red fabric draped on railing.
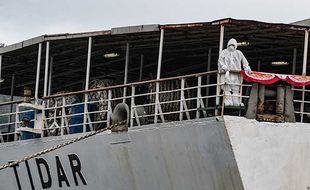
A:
[240,71,310,87]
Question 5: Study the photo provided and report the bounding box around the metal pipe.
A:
[292,48,297,75]
[124,42,130,84]
[48,56,53,95]
[156,29,164,80]
[155,29,164,123]
[43,42,50,97]
[216,25,225,108]
[139,54,144,81]
[35,43,42,102]
[123,42,130,101]
[301,30,309,122]
[302,30,309,76]
[257,60,261,72]
[218,25,225,54]
[10,73,15,101]
[207,48,212,71]
[84,37,92,132]
[206,48,212,107]
[85,37,92,90]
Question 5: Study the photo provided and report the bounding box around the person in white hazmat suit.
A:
[218,38,252,106]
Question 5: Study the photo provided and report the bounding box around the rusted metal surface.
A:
[160,23,205,29]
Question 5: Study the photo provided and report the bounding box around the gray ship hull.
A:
[0,116,309,190]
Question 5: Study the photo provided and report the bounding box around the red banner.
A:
[240,71,310,87]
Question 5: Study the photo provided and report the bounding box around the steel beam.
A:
[155,29,164,123]
[48,56,53,95]
[139,54,144,81]
[123,42,130,101]
[156,29,164,80]
[216,25,225,108]
[292,48,297,75]
[43,42,50,97]
[300,30,309,122]
[35,43,42,102]
[302,30,309,76]
[85,37,92,90]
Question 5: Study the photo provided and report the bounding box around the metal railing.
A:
[292,87,310,122]
[0,70,253,142]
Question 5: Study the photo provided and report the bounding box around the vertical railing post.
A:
[35,43,42,104]
[239,78,243,107]
[154,82,160,124]
[300,30,309,122]
[84,37,92,132]
[196,76,202,119]
[216,25,225,115]
[130,85,135,127]
[107,89,112,127]
[179,78,185,121]
[14,104,19,141]
[61,96,65,136]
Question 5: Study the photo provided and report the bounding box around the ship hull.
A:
[0,116,309,190]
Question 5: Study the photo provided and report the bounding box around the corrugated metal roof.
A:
[1,18,310,55]
[291,18,310,27]
[0,18,308,96]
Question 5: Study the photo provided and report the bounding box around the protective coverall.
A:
[218,38,252,106]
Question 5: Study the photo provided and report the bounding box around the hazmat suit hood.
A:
[227,38,238,51]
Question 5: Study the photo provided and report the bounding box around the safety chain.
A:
[0,121,127,171]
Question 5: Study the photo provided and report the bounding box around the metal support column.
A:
[216,25,225,113]
[35,43,42,103]
[155,29,164,123]
[156,29,164,80]
[43,42,50,97]
[206,48,212,107]
[257,60,261,72]
[48,56,53,96]
[123,42,130,102]
[84,37,92,132]
[292,49,297,98]
[85,37,92,91]
[292,48,297,75]
[139,54,144,81]
[300,30,309,122]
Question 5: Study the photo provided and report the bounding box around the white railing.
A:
[292,87,310,122]
[0,70,253,143]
